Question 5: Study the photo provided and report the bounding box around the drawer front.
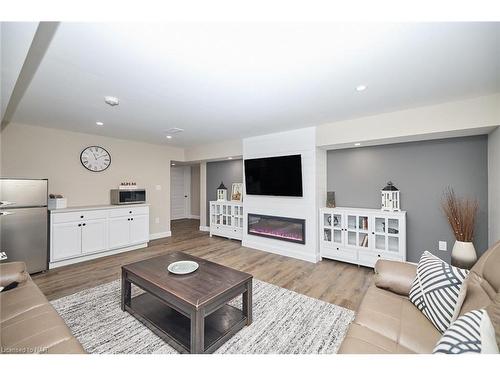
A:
[108,206,149,218]
[52,209,107,223]
[321,246,357,262]
[358,251,402,268]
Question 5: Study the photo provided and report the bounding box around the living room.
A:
[1,1,499,373]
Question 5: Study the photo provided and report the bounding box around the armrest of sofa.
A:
[0,261,29,287]
[374,259,417,297]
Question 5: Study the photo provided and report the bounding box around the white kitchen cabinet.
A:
[209,201,243,240]
[320,207,406,268]
[50,204,150,267]
[52,222,82,260]
[108,217,132,249]
[81,219,107,254]
[130,215,149,244]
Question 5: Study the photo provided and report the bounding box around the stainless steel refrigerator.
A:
[0,179,48,273]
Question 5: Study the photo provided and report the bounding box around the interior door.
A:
[171,166,189,220]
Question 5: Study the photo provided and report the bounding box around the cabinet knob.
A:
[131,218,134,221]
[78,224,81,227]
[129,211,132,214]
[127,218,130,221]
[377,254,381,257]
[82,223,86,226]
[80,215,84,219]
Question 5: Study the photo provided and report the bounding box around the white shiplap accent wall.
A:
[242,127,322,263]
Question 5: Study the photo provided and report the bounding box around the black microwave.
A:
[110,189,146,205]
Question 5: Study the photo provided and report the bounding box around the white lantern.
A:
[381,181,400,212]
[217,182,227,201]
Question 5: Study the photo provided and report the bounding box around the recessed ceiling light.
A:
[166,135,172,139]
[104,96,119,106]
[171,163,176,166]
[354,143,361,146]
[228,157,233,160]
[356,85,367,92]
[96,121,104,126]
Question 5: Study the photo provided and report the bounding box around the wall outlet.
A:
[155,185,162,191]
[439,241,447,251]
[155,217,160,224]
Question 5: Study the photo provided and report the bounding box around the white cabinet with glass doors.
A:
[320,207,406,268]
[209,201,243,240]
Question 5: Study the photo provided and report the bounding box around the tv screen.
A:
[244,155,303,197]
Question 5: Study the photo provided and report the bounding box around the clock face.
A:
[80,146,111,172]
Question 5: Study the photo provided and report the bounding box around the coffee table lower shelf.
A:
[125,293,247,353]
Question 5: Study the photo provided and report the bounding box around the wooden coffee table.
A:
[121,252,253,354]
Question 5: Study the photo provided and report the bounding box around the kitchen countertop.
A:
[49,203,150,213]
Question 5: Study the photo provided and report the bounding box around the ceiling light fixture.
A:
[356,85,367,92]
[171,163,176,166]
[228,157,233,160]
[96,121,104,126]
[104,96,120,106]
[354,143,361,146]
[166,135,172,139]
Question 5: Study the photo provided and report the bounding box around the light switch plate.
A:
[155,185,162,191]
[439,241,447,251]
[155,217,160,224]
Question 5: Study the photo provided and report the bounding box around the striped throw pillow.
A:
[409,251,469,333]
[433,309,499,354]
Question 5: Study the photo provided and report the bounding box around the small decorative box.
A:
[48,198,67,210]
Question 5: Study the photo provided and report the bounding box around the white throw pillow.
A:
[409,251,469,333]
[433,309,499,354]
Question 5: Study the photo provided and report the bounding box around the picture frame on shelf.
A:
[231,183,243,202]
[326,191,335,208]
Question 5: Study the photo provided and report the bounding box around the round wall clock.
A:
[80,146,111,172]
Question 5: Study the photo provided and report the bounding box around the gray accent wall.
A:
[327,136,488,263]
[206,159,243,224]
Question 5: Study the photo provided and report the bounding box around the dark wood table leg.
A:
[121,269,131,311]
[190,308,205,354]
[242,279,253,325]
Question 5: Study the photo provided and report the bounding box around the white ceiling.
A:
[10,22,500,147]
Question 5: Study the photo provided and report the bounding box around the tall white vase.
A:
[451,241,477,269]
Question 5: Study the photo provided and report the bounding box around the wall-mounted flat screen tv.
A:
[244,154,303,197]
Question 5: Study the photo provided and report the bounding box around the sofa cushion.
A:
[433,309,499,354]
[339,323,414,354]
[374,259,417,296]
[409,251,468,333]
[485,293,500,348]
[351,284,441,353]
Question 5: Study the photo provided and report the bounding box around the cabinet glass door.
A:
[373,216,400,252]
[322,212,343,245]
[347,214,369,248]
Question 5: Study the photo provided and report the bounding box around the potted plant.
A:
[441,187,479,269]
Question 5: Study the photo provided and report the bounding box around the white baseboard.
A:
[189,214,200,219]
[49,243,148,269]
[149,231,172,240]
[199,226,210,232]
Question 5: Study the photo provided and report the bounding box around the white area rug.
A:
[51,279,354,354]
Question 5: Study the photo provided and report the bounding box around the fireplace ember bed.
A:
[247,213,305,244]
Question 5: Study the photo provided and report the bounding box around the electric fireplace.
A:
[247,213,305,244]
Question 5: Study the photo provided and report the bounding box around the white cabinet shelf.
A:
[50,204,149,268]
[319,207,406,268]
[209,201,243,240]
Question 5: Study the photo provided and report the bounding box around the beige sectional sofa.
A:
[339,241,500,353]
[0,262,85,354]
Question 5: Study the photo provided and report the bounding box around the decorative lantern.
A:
[217,182,227,201]
[381,181,400,212]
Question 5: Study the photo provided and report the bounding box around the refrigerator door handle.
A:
[0,211,14,216]
[0,201,16,207]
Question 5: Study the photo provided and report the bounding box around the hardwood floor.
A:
[33,219,373,311]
